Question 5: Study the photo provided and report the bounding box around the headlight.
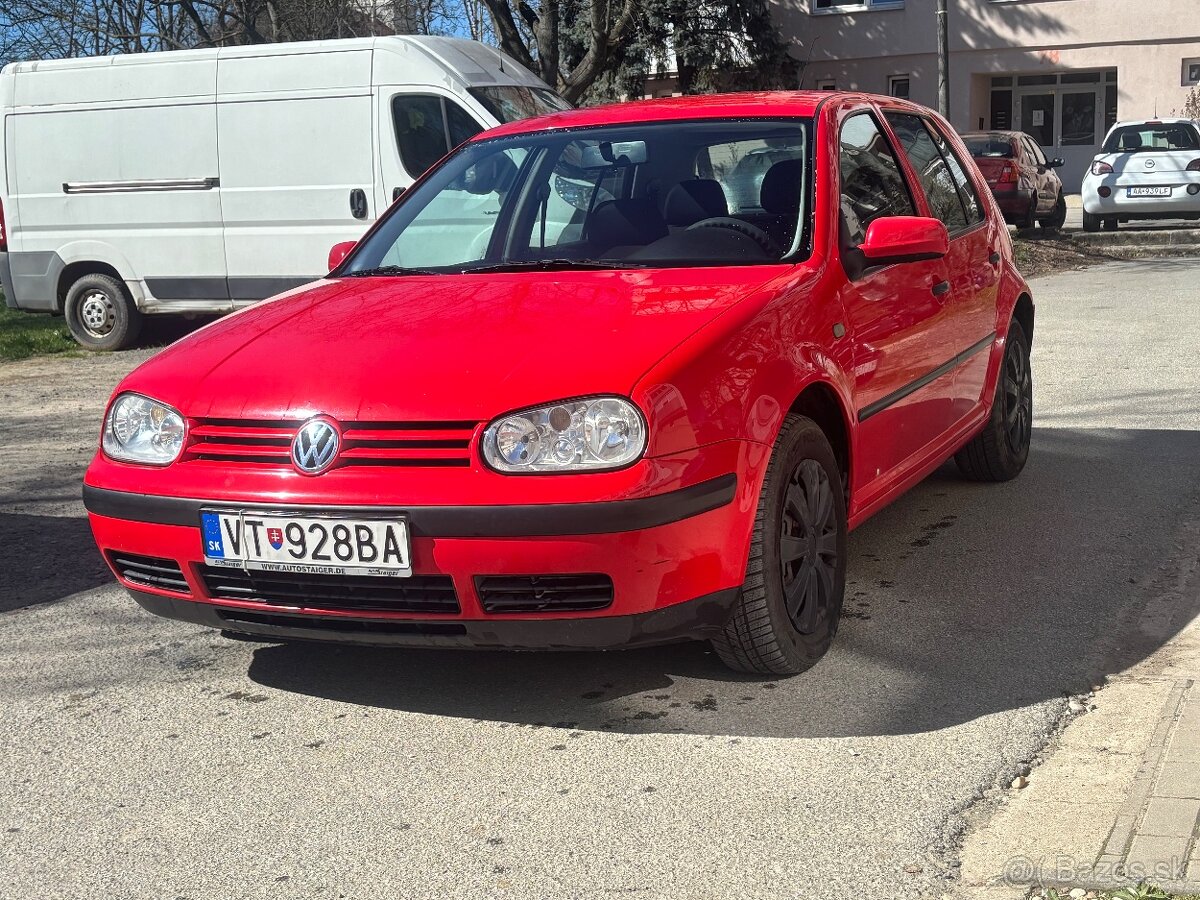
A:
[483,396,646,473]
[102,392,187,465]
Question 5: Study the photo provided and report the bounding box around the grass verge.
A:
[0,304,79,362]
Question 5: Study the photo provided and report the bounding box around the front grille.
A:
[476,574,614,613]
[217,610,467,637]
[185,418,477,468]
[199,566,460,614]
[109,553,190,593]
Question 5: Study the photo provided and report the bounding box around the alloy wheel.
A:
[1002,337,1032,455]
[779,458,839,635]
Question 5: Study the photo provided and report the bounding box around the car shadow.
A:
[0,513,113,612]
[244,425,1200,738]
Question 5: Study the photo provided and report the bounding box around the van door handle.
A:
[349,189,368,219]
[931,280,951,298]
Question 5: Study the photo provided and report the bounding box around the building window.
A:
[816,79,838,91]
[812,0,903,13]
[889,76,911,99]
[1185,59,1200,86]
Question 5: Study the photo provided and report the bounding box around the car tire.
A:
[64,273,143,351]
[1039,192,1067,231]
[1019,196,1038,230]
[712,414,847,676]
[1103,217,1118,231]
[1082,212,1102,233]
[955,320,1032,482]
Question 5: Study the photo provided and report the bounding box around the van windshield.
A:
[470,86,571,123]
[343,118,810,275]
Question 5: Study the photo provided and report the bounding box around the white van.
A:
[0,36,568,349]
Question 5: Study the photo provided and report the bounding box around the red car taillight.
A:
[1091,160,1113,176]
[1187,159,1200,172]
[997,162,1019,184]
[0,198,7,253]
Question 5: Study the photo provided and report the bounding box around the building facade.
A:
[778,0,1200,190]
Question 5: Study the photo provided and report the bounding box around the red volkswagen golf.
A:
[84,92,1034,675]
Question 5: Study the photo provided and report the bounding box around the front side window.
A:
[345,119,812,275]
[886,113,975,231]
[392,94,485,179]
[924,122,985,225]
[837,113,916,248]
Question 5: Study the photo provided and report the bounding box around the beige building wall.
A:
[776,0,1200,189]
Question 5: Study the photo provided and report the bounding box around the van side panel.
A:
[216,49,376,301]
[6,55,225,311]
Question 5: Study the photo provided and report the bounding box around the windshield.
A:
[1102,123,1200,153]
[964,135,1015,158]
[345,119,810,274]
[470,86,572,124]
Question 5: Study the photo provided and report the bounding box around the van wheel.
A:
[64,274,142,351]
[712,414,847,676]
[1083,212,1101,233]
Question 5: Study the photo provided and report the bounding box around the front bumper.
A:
[84,446,761,649]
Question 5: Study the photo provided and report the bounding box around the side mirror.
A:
[1048,158,1065,168]
[860,216,949,266]
[328,241,356,272]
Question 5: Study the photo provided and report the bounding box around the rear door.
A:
[884,112,999,426]
[834,109,956,497]
[216,48,376,302]
[1021,136,1055,212]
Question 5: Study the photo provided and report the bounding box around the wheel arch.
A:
[1013,291,1034,346]
[786,379,854,505]
[54,242,143,312]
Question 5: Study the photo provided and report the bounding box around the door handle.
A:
[349,188,368,219]
[931,280,951,298]
[392,186,406,202]
[988,251,1001,265]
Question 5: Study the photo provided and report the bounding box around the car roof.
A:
[478,90,933,140]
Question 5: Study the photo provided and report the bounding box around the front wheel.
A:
[955,320,1032,482]
[1039,192,1067,231]
[712,415,847,676]
[64,273,143,351]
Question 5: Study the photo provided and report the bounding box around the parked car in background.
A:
[1081,118,1200,232]
[84,92,1035,677]
[961,130,1066,230]
[0,36,568,350]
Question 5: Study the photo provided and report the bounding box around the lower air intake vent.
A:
[476,574,614,613]
[109,553,190,593]
[199,566,460,615]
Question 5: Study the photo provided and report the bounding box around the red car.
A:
[961,130,1067,230]
[84,92,1034,676]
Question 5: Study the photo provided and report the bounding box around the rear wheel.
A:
[712,415,847,676]
[1019,195,1038,230]
[64,273,142,351]
[1082,212,1102,233]
[1039,192,1067,231]
[955,320,1032,482]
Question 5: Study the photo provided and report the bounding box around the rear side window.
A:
[887,113,984,230]
[837,113,917,247]
[392,95,484,178]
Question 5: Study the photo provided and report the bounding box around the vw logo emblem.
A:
[291,417,340,475]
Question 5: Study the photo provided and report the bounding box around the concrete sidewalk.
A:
[957,518,1200,897]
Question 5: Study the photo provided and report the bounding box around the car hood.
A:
[121,269,786,422]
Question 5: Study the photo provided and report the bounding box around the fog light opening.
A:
[1098,186,1112,198]
[1187,184,1200,196]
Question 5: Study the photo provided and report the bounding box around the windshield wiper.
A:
[458,258,651,274]
[344,265,442,277]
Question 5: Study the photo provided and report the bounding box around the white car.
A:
[1081,118,1200,232]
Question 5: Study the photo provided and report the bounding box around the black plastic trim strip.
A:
[858,333,995,423]
[82,474,737,538]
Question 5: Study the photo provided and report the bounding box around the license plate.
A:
[201,510,411,577]
[1127,186,1171,197]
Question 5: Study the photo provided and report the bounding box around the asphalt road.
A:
[2,260,1199,900]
